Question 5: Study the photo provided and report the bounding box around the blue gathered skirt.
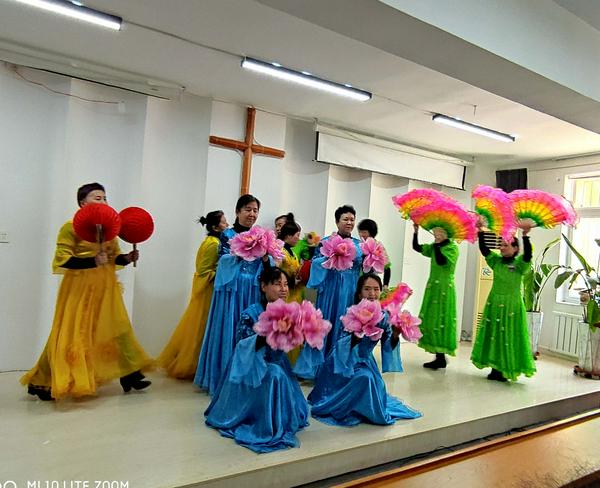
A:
[308,336,421,426]
[194,256,263,394]
[308,258,359,356]
[205,336,309,453]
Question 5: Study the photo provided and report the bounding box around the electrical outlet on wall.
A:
[0,231,9,243]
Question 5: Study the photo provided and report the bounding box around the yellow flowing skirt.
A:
[158,273,214,379]
[286,285,305,366]
[21,265,153,399]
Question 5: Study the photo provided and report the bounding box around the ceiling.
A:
[555,0,600,32]
[1,0,600,166]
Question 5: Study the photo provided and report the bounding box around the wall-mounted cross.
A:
[209,107,286,195]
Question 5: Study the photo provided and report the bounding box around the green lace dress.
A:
[471,252,536,381]
[417,241,459,356]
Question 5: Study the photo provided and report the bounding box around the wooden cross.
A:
[209,107,286,195]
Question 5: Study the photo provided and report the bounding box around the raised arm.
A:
[412,224,423,253]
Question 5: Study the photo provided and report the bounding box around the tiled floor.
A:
[1,343,598,488]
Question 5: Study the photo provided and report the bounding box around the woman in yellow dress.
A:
[276,214,303,303]
[158,210,228,379]
[22,183,153,401]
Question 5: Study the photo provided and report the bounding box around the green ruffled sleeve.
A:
[421,243,433,257]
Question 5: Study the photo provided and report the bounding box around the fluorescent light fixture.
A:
[10,0,122,30]
[432,113,516,142]
[241,57,372,102]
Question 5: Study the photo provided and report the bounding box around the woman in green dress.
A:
[471,220,536,382]
[413,224,459,369]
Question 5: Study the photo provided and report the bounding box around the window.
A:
[559,174,600,303]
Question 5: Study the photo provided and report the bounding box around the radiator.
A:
[549,311,581,358]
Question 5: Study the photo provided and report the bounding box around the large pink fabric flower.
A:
[321,234,356,271]
[253,300,304,352]
[341,299,384,341]
[380,283,413,308]
[230,226,284,261]
[263,228,285,261]
[297,300,332,350]
[360,237,388,273]
[386,302,422,343]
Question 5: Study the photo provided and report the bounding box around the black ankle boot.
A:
[423,353,447,370]
[27,385,54,401]
[120,371,151,393]
[487,368,507,382]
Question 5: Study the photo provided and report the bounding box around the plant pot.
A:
[574,321,600,379]
[526,311,543,359]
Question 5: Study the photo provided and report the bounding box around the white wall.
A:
[368,173,409,286]
[249,109,287,228]
[280,118,330,236]
[457,163,496,337]
[203,101,246,224]
[0,65,69,367]
[325,165,372,235]
[133,94,212,355]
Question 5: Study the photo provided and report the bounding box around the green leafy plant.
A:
[523,237,561,313]
[554,234,600,330]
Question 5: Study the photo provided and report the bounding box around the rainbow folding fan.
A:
[392,188,451,219]
[410,199,477,243]
[509,189,578,229]
[471,185,517,241]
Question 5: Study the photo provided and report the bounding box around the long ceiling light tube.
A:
[241,57,371,102]
[10,0,122,30]
[432,113,515,142]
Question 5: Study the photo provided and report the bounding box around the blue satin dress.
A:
[218,227,237,257]
[307,235,362,357]
[308,315,422,426]
[194,227,269,395]
[205,303,309,453]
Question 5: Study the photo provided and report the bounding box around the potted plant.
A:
[554,234,600,379]
[523,237,561,358]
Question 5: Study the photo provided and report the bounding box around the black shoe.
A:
[27,385,54,401]
[423,353,447,370]
[487,369,508,382]
[120,371,151,393]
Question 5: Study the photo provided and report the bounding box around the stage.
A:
[2,343,599,488]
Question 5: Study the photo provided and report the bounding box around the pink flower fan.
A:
[360,238,388,273]
[263,227,285,260]
[321,234,357,271]
[392,188,452,219]
[411,199,478,243]
[472,185,517,242]
[380,282,413,308]
[558,195,579,227]
[341,299,384,341]
[386,302,422,343]
[253,300,304,352]
[230,226,284,261]
[510,189,579,229]
[297,300,332,350]
[230,226,267,261]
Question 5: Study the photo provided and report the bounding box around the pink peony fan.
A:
[411,199,478,243]
[509,189,578,229]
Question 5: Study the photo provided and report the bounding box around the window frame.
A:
[557,173,600,304]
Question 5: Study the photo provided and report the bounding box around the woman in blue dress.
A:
[195,194,269,395]
[308,273,422,426]
[205,267,309,453]
[308,205,362,356]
